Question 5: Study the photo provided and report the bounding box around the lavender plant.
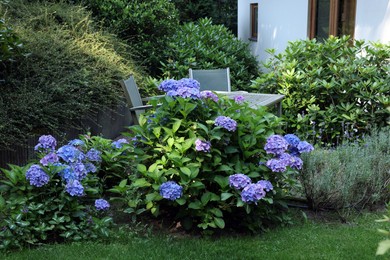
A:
[115,78,314,231]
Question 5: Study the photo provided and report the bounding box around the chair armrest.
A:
[141,95,165,102]
[129,104,154,111]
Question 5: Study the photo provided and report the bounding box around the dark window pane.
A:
[316,0,330,41]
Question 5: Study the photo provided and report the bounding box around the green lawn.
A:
[1,211,388,260]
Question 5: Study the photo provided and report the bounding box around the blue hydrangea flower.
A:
[95,199,110,211]
[175,86,201,99]
[264,135,289,155]
[85,162,97,173]
[177,78,200,90]
[297,141,314,153]
[159,181,183,201]
[289,156,303,170]
[266,158,287,172]
[66,180,84,196]
[57,145,82,163]
[214,116,237,132]
[68,139,85,147]
[284,134,301,148]
[112,138,129,149]
[257,180,273,192]
[158,79,179,92]
[34,135,57,151]
[229,173,251,190]
[200,91,219,102]
[86,148,101,162]
[59,165,76,182]
[26,164,50,187]
[241,183,266,204]
[234,95,245,104]
[195,139,211,152]
[40,152,59,166]
[72,162,88,180]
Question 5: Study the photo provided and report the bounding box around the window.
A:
[309,0,356,41]
[250,3,258,40]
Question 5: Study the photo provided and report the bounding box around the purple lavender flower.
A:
[266,158,287,173]
[68,139,85,147]
[264,135,289,155]
[95,199,110,211]
[229,173,251,190]
[297,141,314,153]
[57,145,82,163]
[289,156,303,170]
[158,79,179,92]
[214,116,237,132]
[86,148,101,162]
[195,139,211,152]
[40,152,59,166]
[34,135,57,151]
[159,181,183,201]
[66,180,84,196]
[257,180,273,192]
[177,78,200,90]
[234,95,245,104]
[241,183,266,204]
[200,91,219,102]
[112,138,129,149]
[284,134,301,148]
[26,164,50,187]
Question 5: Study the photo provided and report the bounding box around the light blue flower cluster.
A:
[200,91,219,102]
[234,95,245,104]
[241,183,266,204]
[195,139,211,152]
[229,173,251,190]
[158,78,201,99]
[214,116,237,132]
[95,199,110,211]
[26,164,50,187]
[25,135,102,197]
[112,138,129,149]
[264,134,313,172]
[159,181,183,201]
[229,173,273,204]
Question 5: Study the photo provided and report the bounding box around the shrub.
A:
[0,18,25,65]
[251,36,390,145]
[84,0,179,76]
[0,135,113,251]
[0,0,145,148]
[300,127,390,211]
[376,203,390,256]
[111,78,314,232]
[160,18,260,91]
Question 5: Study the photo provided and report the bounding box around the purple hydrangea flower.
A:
[214,116,237,132]
[195,139,211,152]
[58,165,76,182]
[158,79,179,92]
[257,180,273,192]
[284,134,301,148]
[229,173,251,190]
[241,183,266,204]
[34,135,57,151]
[72,162,88,180]
[264,135,289,155]
[200,91,219,102]
[289,156,303,170]
[86,148,101,162]
[66,180,84,196]
[234,95,245,104]
[95,199,110,211]
[57,145,82,163]
[85,162,97,173]
[266,158,287,173]
[40,152,59,166]
[297,141,314,153]
[26,164,50,187]
[112,138,129,149]
[68,139,85,147]
[177,78,200,90]
[159,181,183,201]
[175,86,201,99]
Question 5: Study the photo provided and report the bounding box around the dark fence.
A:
[0,103,133,169]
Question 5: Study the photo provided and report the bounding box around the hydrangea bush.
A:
[116,78,313,231]
[0,135,114,250]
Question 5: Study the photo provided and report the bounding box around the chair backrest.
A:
[189,68,231,92]
[119,75,144,122]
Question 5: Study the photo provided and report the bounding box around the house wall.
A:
[237,0,258,54]
[355,0,390,43]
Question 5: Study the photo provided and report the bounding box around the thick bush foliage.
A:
[161,18,260,91]
[110,78,313,232]
[84,0,179,75]
[0,18,24,65]
[251,36,390,145]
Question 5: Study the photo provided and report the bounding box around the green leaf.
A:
[221,192,233,201]
[167,137,174,148]
[172,119,182,133]
[214,217,225,229]
[376,240,390,255]
[0,195,5,210]
[137,164,147,173]
[176,197,186,205]
[153,127,161,138]
[201,192,212,205]
[216,165,233,172]
[133,178,151,187]
[119,179,127,188]
[214,175,229,189]
[188,200,202,209]
[189,181,205,189]
[210,208,223,217]
[180,167,191,177]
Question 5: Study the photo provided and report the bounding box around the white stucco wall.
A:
[355,0,390,43]
[237,0,258,54]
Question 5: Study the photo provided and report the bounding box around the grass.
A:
[1,210,388,260]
